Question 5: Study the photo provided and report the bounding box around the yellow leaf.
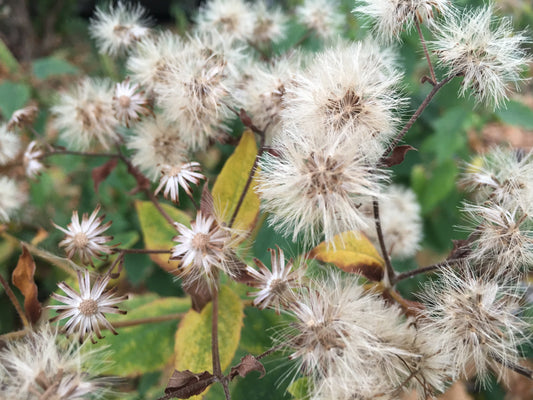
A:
[135,200,191,272]
[174,286,244,399]
[310,231,385,281]
[212,130,260,233]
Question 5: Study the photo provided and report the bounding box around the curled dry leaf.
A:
[92,157,118,193]
[382,145,416,167]
[164,370,214,399]
[12,244,41,324]
[230,354,266,379]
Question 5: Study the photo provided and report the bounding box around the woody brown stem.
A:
[415,18,437,85]
[0,274,30,328]
[372,199,396,286]
[211,288,231,399]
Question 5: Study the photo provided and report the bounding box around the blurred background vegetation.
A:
[0,0,532,399]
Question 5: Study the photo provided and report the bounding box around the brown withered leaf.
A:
[382,145,416,167]
[230,354,266,379]
[164,370,214,399]
[12,244,41,324]
[92,158,118,193]
[182,278,212,313]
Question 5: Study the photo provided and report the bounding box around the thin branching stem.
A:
[415,18,437,85]
[211,288,231,399]
[0,274,30,328]
[40,149,120,159]
[382,74,456,160]
[113,248,171,254]
[372,198,396,285]
[112,313,184,329]
[492,353,533,380]
[393,260,459,284]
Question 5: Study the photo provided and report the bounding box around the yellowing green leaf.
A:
[212,130,260,233]
[90,294,191,377]
[135,200,190,272]
[310,231,385,281]
[174,286,244,399]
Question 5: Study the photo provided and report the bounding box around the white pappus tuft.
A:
[52,78,119,150]
[353,0,449,43]
[0,123,21,165]
[430,5,531,109]
[90,1,150,57]
[257,133,389,245]
[195,0,254,43]
[295,0,344,40]
[0,325,114,399]
[23,141,45,179]
[0,176,26,223]
[361,185,423,259]
[155,162,205,204]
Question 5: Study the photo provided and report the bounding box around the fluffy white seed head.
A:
[195,0,254,43]
[420,268,528,384]
[353,0,449,43]
[295,0,344,40]
[462,203,533,275]
[90,1,150,57]
[361,185,423,259]
[52,78,119,150]
[282,41,404,160]
[0,325,113,399]
[127,116,187,181]
[236,53,302,139]
[257,133,388,245]
[462,148,533,215]
[0,123,21,165]
[250,1,287,45]
[126,32,184,92]
[154,33,241,151]
[278,274,421,397]
[0,176,26,223]
[431,6,531,109]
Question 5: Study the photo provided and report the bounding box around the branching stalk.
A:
[372,198,396,285]
[0,274,29,328]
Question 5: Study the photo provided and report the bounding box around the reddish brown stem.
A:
[415,18,437,85]
[372,199,396,286]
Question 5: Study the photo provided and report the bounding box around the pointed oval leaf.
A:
[212,130,260,233]
[309,231,385,281]
[89,294,191,377]
[175,286,244,398]
[135,200,190,272]
[12,244,41,324]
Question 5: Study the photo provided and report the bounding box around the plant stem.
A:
[382,74,456,160]
[415,18,437,85]
[256,343,284,360]
[211,289,231,399]
[372,199,396,286]
[393,260,459,284]
[0,274,29,328]
[146,190,177,228]
[112,313,184,329]
[228,140,265,229]
[113,248,171,254]
[492,353,533,380]
[40,150,120,159]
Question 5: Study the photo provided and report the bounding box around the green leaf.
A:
[287,377,312,400]
[90,294,190,377]
[135,200,191,272]
[421,106,469,163]
[419,160,459,214]
[31,56,79,80]
[0,81,31,119]
[212,130,260,233]
[0,39,19,73]
[309,231,385,281]
[496,100,533,130]
[174,286,244,399]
